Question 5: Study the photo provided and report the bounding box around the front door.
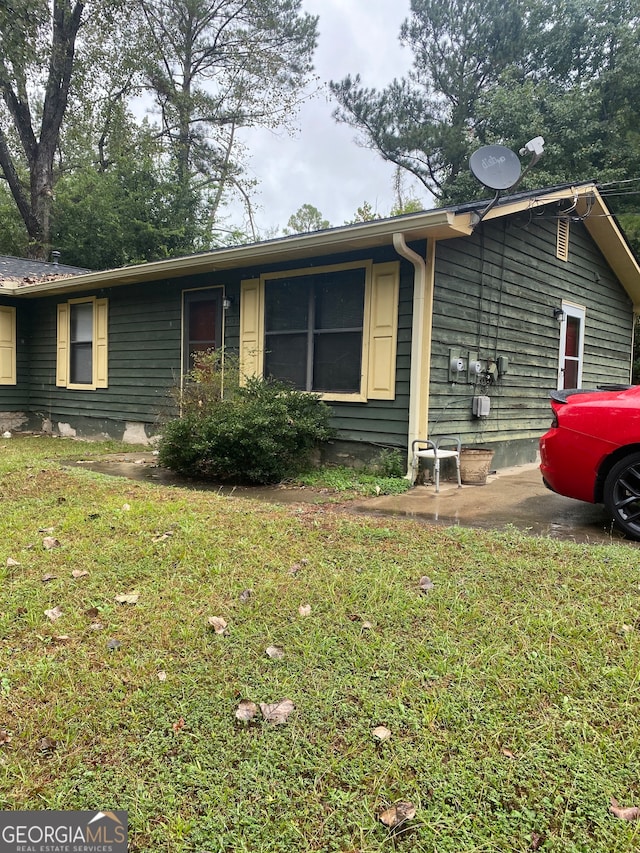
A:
[183,288,223,373]
[557,302,585,389]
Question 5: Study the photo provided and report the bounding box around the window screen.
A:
[264,268,365,393]
[70,302,93,385]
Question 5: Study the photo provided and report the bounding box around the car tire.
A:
[603,452,640,540]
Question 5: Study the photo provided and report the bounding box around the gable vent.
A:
[556,218,570,261]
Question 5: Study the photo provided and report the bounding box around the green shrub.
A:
[159,355,335,483]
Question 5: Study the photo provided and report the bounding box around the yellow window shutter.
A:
[239,278,263,383]
[94,298,108,388]
[56,303,69,387]
[367,262,399,400]
[0,305,16,385]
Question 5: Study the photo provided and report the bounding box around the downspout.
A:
[632,311,638,385]
[393,232,435,477]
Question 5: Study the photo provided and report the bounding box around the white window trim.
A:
[557,301,585,389]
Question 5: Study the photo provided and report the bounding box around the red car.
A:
[540,385,640,539]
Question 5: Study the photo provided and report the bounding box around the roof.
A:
[3,183,640,308]
[0,255,90,290]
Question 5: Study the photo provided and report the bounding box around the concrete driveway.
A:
[351,463,635,545]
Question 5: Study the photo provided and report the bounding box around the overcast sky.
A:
[226,0,427,236]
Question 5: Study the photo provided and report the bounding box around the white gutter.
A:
[393,232,430,477]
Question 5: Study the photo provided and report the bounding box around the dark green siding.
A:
[27,279,185,432]
[428,214,633,463]
[19,247,415,447]
[5,210,635,465]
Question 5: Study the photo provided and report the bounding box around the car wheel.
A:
[603,452,640,540]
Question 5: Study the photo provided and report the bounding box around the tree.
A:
[344,201,381,224]
[0,0,84,258]
[137,0,318,233]
[284,203,330,234]
[330,0,526,201]
[330,0,640,206]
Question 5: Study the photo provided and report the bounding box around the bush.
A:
[159,353,335,484]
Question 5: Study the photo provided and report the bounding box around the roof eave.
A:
[11,209,473,297]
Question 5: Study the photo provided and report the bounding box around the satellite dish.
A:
[469,145,522,191]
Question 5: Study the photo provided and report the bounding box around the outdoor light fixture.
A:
[223,296,233,310]
[553,307,565,322]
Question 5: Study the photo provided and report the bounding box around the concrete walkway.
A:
[350,463,630,544]
[67,454,632,545]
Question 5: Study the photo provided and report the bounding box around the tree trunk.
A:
[0,1,84,259]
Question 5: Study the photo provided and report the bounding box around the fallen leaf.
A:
[260,699,295,724]
[502,748,516,759]
[37,736,57,753]
[38,527,55,534]
[44,606,63,622]
[6,558,19,567]
[106,638,121,650]
[0,730,11,746]
[90,622,104,631]
[41,573,57,583]
[42,537,60,550]
[239,588,252,603]
[122,503,131,511]
[53,635,72,644]
[266,645,284,659]
[157,671,167,682]
[419,576,435,593]
[530,832,544,851]
[153,531,173,543]
[85,607,100,618]
[289,563,302,575]
[379,801,416,828]
[235,700,259,722]
[115,591,139,605]
[362,621,373,630]
[372,725,391,742]
[71,570,90,579]
[298,604,311,617]
[610,797,640,821]
[207,616,228,634]
[172,717,185,733]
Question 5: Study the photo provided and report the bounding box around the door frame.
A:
[181,286,224,375]
[557,300,585,389]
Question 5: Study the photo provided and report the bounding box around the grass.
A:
[1,435,640,851]
[292,465,412,497]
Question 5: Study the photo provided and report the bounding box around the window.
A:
[558,302,585,389]
[182,288,223,372]
[0,305,16,385]
[239,261,399,402]
[56,298,108,389]
[264,269,365,394]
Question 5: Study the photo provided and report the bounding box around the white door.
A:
[557,302,585,389]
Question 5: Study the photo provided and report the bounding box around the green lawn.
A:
[1,436,640,852]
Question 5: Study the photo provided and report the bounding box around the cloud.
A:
[225,0,425,235]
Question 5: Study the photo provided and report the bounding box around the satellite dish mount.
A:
[469,137,544,227]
